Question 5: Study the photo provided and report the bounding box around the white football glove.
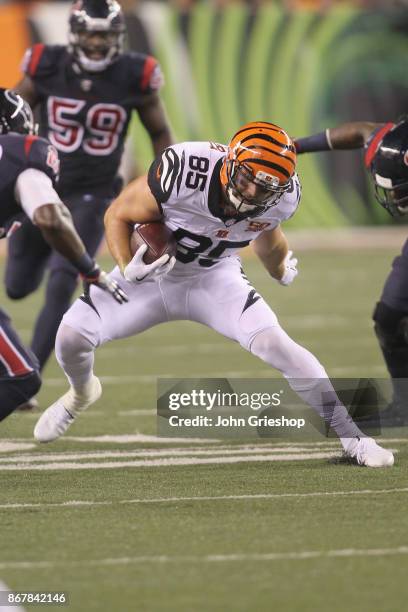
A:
[123,244,176,283]
[278,250,298,286]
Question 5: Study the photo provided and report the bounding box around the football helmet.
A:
[365,120,408,217]
[0,88,36,136]
[69,0,125,73]
[220,121,297,218]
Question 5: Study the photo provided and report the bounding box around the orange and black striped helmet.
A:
[220,121,297,217]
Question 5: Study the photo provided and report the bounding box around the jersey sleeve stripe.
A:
[24,135,38,157]
[27,43,45,77]
[141,56,157,91]
[0,329,33,377]
[364,122,395,167]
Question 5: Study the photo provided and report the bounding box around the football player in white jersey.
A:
[34,121,393,467]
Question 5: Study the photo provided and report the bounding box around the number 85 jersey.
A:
[147,141,301,273]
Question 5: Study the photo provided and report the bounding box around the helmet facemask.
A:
[223,146,292,219]
[69,1,125,73]
[374,174,408,217]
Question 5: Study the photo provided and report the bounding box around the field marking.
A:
[0,443,36,453]
[97,330,374,358]
[3,436,405,446]
[0,486,407,511]
[0,452,338,470]
[0,581,26,612]
[42,371,278,387]
[0,445,342,464]
[41,366,391,385]
[1,546,408,570]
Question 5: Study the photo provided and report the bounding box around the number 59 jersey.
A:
[22,44,163,194]
[147,141,301,272]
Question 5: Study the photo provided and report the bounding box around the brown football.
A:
[130,222,177,265]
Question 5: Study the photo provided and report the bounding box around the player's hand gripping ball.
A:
[124,222,177,282]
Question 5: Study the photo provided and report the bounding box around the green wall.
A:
[133,2,408,227]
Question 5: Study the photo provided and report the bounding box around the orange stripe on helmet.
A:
[227,122,296,186]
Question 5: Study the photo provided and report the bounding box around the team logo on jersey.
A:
[216,229,230,238]
[245,221,271,232]
[80,79,92,92]
[159,147,180,199]
[46,145,60,176]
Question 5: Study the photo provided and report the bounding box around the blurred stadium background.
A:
[1,4,408,611]
[1,0,407,227]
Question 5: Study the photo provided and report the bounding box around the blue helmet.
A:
[69,0,125,73]
[0,89,36,136]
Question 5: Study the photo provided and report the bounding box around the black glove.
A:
[82,263,128,305]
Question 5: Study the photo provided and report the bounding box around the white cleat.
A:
[344,436,394,468]
[34,376,102,443]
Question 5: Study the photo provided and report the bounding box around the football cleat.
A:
[34,376,102,443]
[16,397,39,412]
[344,436,394,468]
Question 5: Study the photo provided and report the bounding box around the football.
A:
[130,221,177,265]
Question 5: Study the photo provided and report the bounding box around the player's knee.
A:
[24,370,42,397]
[373,301,408,350]
[0,370,41,422]
[55,324,95,367]
[250,327,326,379]
[5,283,32,300]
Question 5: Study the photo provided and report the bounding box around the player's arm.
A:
[294,122,384,153]
[15,169,127,303]
[104,175,163,273]
[252,226,298,286]
[13,75,39,108]
[136,93,174,156]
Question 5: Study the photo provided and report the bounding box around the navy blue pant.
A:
[5,188,113,370]
[380,239,408,312]
[373,239,408,403]
[0,308,41,421]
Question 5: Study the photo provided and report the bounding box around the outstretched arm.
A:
[15,169,127,303]
[295,121,384,153]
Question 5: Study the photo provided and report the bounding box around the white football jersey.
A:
[147,141,301,272]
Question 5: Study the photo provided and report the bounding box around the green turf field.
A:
[0,248,407,612]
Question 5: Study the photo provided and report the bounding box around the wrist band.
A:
[75,252,96,275]
[295,130,332,153]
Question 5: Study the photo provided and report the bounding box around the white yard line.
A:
[0,486,407,511]
[42,371,281,386]
[0,581,26,612]
[0,445,341,464]
[0,452,338,470]
[0,443,36,453]
[2,436,405,446]
[1,546,408,570]
[42,367,390,385]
